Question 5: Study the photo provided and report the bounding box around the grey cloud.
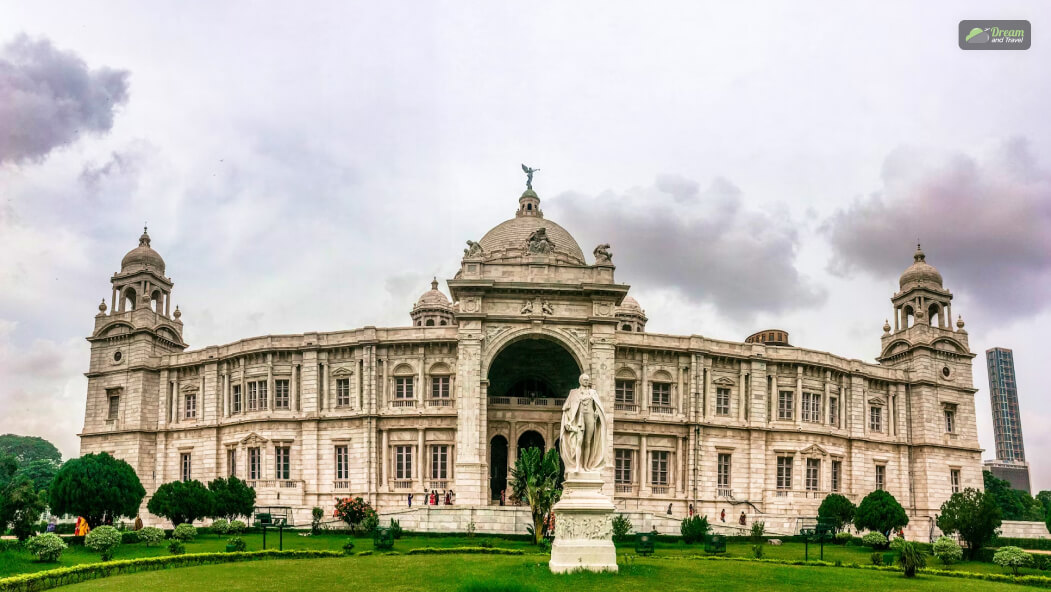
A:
[79,145,146,192]
[0,34,129,164]
[554,177,826,317]
[823,138,1051,320]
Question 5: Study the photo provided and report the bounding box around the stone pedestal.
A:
[549,472,618,573]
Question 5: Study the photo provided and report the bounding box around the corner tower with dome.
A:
[79,182,982,538]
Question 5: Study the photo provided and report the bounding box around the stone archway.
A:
[487,336,582,401]
[517,430,545,456]
[490,435,508,501]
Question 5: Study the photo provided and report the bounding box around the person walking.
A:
[739,511,746,526]
[408,493,413,507]
[720,509,726,523]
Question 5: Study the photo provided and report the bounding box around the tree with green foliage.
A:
[0,452,17,490]
[147,480,214,526]
[48,452,145,528]
[0,435,62,464]
[938,487,1002,559]
[855,490,908,537]
[896,540,927,577]
[510,446,562,544]
[0,477,47,540]
[1035,490,1051,515]
[984,470,1043,520]
[16,459,61,493]
[207,476,257,520]
[817,493,856,533]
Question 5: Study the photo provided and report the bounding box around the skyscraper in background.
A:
[984,347,1031,492]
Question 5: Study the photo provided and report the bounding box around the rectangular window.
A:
[831,460,841,492]
[258,381,268,409]
[335,445,349,480]
[275,379,290,409]
[615,449,634,484]
[395,377,414,400]
[248,381,259,411]
[869,406,883,433]
[184,393,197,419]
[651,383,671,407]
[778,391,794,420]
[232,384,242,413]
[275,446,290,480]
[716,388,731,416]
[829,397,839,428]
[806,458,820,491]
[107,395,120,420]
[615,380,636,404]
[248,447,260,480]
[227,449,237,477]
[180,453,191,481]
[650,451,669,486]
[875,464,886,490]
[717,453,731,488]
[945,409,956,433]
[802,392,821,423]
[336,378,351,407]
[776,456,793,490]
[430,445,449,480]
[395,446,413,480]
[950,469,961,493]
[431,376,450,398]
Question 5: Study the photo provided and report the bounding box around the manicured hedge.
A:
[0,550,342,592]
[996,538,1051,551]
[406,547,524,556]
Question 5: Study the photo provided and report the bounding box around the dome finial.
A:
[883,319,891,333]
[914,242,925,262]
[139,224,151,248]
[431,277,438,290]
[173,305,181,319]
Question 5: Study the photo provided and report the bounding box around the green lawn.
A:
[55,555,1032,592]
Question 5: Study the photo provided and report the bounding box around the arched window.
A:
[621,324,632,331]
[904,306,915,329]
[122,287,137,312]
[928,304,941,328]
[425,319,435,326]
[439,320,447,326]
[151,290,162,313]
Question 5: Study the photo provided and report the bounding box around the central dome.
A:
[476,190,586,265]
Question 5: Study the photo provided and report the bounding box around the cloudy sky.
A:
[2,2,1050,490]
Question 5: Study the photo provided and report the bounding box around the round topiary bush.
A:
[212,518,230,536]
[172,523,197,542]
[933,535,963,565]
[834,531,853,545]
[993,546,1032,576]
[85,525,122,561]
[228,520,247,534]
[226,537,247,552]
[26,533,68,562]
[167,540,185,555]
[862,532,888,550]
[138,526,165,547]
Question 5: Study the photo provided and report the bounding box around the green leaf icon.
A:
[965,27,985,41]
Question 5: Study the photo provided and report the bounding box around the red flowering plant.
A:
[334,497,378,534]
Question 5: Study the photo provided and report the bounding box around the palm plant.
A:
[896,541,927,577]
[510,447,562,544]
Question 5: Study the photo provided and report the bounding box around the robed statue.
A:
[559,374,608,474]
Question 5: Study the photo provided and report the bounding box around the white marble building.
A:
[80,185,982,535]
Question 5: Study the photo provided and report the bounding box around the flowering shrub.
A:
[228,520,247,534]
[211,519,230,536]
[226,537,247,552]
[834,532,853,545]
[933,536,963,565]
[85,525,122,561]
[138,527,165,547]
[172,524,197,542]
[993,546,1032,576]
[862,532,888,549]
[26,533,67,562]
[334,497,378,534]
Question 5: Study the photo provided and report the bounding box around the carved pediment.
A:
[331,366,354,377]
[180,383,199,393]
[868,397,886,406]
[240,432,268,446]
[712,376,736,386]
[800,444,828,457]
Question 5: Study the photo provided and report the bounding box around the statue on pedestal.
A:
[559,374,608,474]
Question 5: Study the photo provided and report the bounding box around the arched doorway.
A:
[487,337,581,400]
[490,435,508,501]
[517,430,545,457]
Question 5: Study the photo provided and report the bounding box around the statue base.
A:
[549,471,618,574]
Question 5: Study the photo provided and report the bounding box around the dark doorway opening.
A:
[517,430,545,458]
[490,435,508,501]
[487,338,581,400]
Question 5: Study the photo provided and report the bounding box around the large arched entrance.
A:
[517,430,545,456]
[487,337,582,400]
[489,435,508,501]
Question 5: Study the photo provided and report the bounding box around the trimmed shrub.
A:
[680,515,711,544]
[897,541,927,577]
[362,513,379,535]
[85,525,121,561]
[138,527,165,547]
[993,546,1032,576]
[933,536,963,565]
[167,540,185,555]
[172,524,197,542]
[228,520,246,535]
[311,507,324,534]
[996,537,1051,551]
[750,521,765,543]
[341,540,355,555]
[25,533,67,562]
[870,552,884,566]
[834,532,853,545]
[405,547,524,555]
[120,531,139,544]
[612,515,632,541]
[751,544,764,559]
[862,532,888,550]
[211,519,229,536]
[390,519,403,539]
[479,539,494,549]
[226,537,246,552]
